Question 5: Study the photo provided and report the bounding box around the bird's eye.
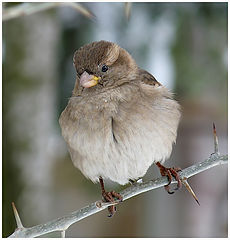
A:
[101,65,108,72]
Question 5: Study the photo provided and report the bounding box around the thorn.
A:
[61,230,66,238]
[12,202,24,228]
[213,122,216,134]
[213,122,219,154]
[181,178,200,206]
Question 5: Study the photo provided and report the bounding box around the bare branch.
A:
[2,3,95,21]
[8,125,227,238]
[8,153,227,238]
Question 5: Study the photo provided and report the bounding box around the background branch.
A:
[2,3,95,21]
[8,152,227,238]
[3,2,132,21]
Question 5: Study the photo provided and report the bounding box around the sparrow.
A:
[59,40,181,217]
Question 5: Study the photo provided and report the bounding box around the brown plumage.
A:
[59,40,181,217]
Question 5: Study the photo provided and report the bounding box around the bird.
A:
[59,40,181,217]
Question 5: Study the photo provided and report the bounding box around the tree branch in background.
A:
[124,3,132,20]
[3,2,132,22]
[2,2,95,21]
[8,125,227,238]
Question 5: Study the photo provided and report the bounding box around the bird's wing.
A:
[139,69,161,87]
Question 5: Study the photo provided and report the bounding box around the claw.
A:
[156,162,182,194]
[164,185,174,194]
[170,168,182,190]
[99,177,123,217]
[108,205,117,217]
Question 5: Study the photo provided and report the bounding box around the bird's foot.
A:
[99,177,123,217]
[102,190,123,217]
[156,162,182,194]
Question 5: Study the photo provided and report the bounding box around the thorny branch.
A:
[8,124,227,238]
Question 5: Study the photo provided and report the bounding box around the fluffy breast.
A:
[59,85,181,185]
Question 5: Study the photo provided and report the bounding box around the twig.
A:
[124,3,132,20]
[8,153,227,238]
[2,2,95,21]
[61,230,66,238]
[8,125,227,238]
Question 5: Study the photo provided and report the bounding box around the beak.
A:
[79,71,101,88]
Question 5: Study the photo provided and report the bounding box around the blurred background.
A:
[3,2,227,238]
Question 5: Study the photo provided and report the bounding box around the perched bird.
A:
[59,40,181,216]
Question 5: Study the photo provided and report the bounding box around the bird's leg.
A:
[99,176,123,217]
[155,162,182,194]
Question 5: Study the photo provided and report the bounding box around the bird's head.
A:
[73,41,138,92]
